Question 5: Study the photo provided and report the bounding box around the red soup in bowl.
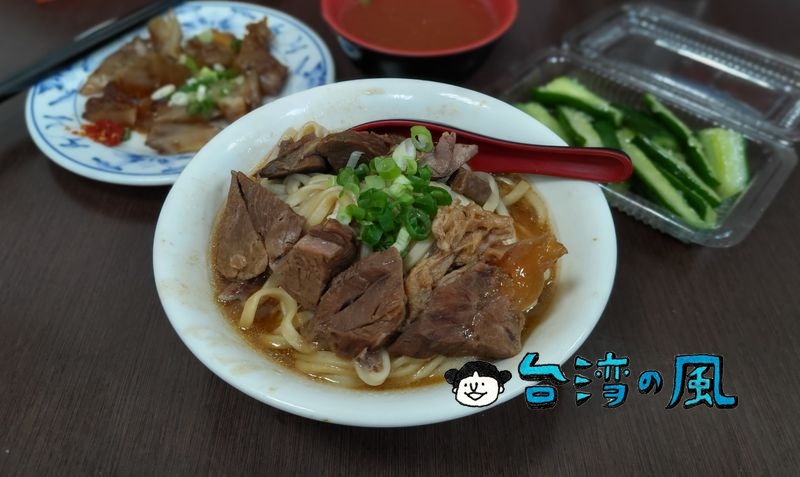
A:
[321,0,518,82]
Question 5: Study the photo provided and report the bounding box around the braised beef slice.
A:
[272,219,358,311]
[145,55,193,92]
[235,20,288,98]
[315,130,402,171]
[145,121,222,154]
[389,262,524,359]
[214,171,306,280]
[405,202,516,319]
[83,50,191,131]
[147,11,182,59]
[420,132,478,178]
[184,31,238,68]
[113,53,190,98]
[314,247,406,358]
[80,37,151,96]
[83,82,140,127]
[235,171,304,266]
[217,275,266,304]
[214,173,269,281]
[258,133,328,179]
[260,130,402,178]
[404,252,454,322]
[448,167,492,205]
[151,103,207,124]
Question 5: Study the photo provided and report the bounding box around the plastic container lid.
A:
[564,3,800,142]
[496,3,799,247]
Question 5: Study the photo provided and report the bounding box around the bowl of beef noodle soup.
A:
[153,78,617,427]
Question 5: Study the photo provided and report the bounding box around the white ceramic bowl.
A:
[153,78,617,427]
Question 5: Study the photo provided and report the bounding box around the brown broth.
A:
[212,174,562,390]
[337,0,500,52]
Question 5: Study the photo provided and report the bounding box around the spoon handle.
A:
[467,143,632,183]
[353,119,633,183]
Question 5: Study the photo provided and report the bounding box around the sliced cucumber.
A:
[616,103,680,150]
[616,129,710,229]
[532,77,623,125]
[592,119,622,149]
[555,106,604,147]
[643,93,720,187]
[632,135,721,208]
[642,94,693,142]
[659,166,718,224]
[596,118,628,191]
[515,101,570,143]
[698,128,749,200]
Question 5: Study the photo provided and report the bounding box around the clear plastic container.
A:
[495,3,799,247]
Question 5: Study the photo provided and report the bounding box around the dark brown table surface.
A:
[2,1,799,475]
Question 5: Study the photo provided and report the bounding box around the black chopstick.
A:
[0,0,184,103]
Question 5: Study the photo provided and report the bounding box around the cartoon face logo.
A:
[444,361,513,407]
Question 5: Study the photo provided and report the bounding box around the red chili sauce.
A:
[79,120,129,147]
[337,0,500,53]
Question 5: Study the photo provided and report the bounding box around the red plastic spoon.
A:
[352,119,633,183]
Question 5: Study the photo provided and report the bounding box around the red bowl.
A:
[321,0,518,82]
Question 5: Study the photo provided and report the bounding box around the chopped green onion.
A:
[408,175,429,193]
[360,223,382,246]
[180,55,199,73]
[405,157,418,175]
[392,138,416,171]
[391,227,411,253]
[358,189,389,220]
[331,126,455,250]
[373,156,401,180]
[354,163,370,179]
[396,193,414,205]
[336,208,352,225]
[197,30,213,43]
[186,97,216,118]
[377,208,395,232]
[376,230,398,250]
[402,208,432,240]
[342,183,360,198]
[418,165,433,181]
[429,186,452,206]
[219,68,240,80]
[387,175,412,198]
[411,125,434,152]
[345,204,366,221]
[363,175,385,190]
[179,82,199,93]
[414,195,437,217]
[336,167,358,187]
[197,67,218,82]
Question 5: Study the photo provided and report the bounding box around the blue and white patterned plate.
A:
[25,1,335,186]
